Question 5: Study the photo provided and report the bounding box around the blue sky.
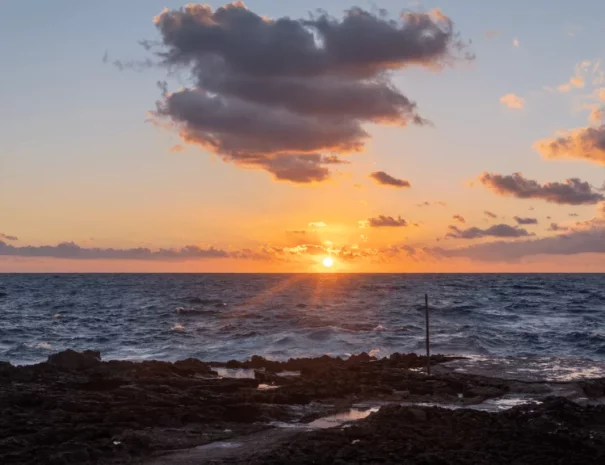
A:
[1,1,605,272]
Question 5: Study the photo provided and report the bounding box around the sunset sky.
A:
[1,0,605,272]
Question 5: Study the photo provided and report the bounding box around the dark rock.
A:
[47,349,101,370]
[580,378,605,398]
[173,358,214,375]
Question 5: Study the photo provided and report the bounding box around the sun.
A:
[322,257,334,268]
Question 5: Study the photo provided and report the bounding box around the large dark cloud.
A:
[0,233,18,241]
[446,224,533,239]
[0,241,228,260]
[534,124,605,165]
[361,215,408,228]
[150,3,469,183]
[513,216,538,225]
[369,171,411,188]
[478,172,604,205]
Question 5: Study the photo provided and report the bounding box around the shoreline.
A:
[2,350,605,464]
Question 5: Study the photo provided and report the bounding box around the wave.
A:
[185,297,226,307]
[175,307,219,316]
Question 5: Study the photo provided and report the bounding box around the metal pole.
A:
[425,293,430,375]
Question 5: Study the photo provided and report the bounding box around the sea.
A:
[2,273,605,380]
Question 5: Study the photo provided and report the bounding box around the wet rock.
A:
[242,399,605,465]
[47,349,101,370]
[173,358,215,375]
[580,378,605,398]
[0,351,576,465]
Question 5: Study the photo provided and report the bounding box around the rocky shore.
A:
[1,350,605,464]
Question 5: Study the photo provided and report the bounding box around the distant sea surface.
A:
[2,274,605,371]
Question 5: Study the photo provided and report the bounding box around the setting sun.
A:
[322,257,334,268]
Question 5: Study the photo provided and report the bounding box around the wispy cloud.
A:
[417,201,447,207]
[434,225,605,262]
[513,38,520,48]
[453,215,466,223]
[0,233,18,242]
[484,211,498,219]
[446,224,533,239]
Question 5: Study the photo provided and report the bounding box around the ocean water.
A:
[1,274,605,370]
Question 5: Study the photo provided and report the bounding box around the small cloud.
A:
[369,171,411,189]
[513,38,520,48]
[500,93,525,110]
[555,61,590,93]
[360,215,408,228]
[286,230,307,236]
[416,201,446,207]
[102,51,109,64]
[586,105,605,124]
[484,30,501,39]
[0,233,18,241]
[566,25,582,37]
[534,124,605,165]
[308,222,327,228]
[513,216,538,225]
[169,144,186,153]
[453,215,466,223]
[548,223,569,232]
[484,211,498,219]
[569,213,579,217]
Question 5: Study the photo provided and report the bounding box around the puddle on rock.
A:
[273,395,541,432]
[276,371,300,377]
[215,368,301,380]
[214,368,256,379]
[197,441,242,450]
[257,383,279,391]
[305,407,380,429]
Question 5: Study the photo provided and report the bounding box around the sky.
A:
[1,0,605,272]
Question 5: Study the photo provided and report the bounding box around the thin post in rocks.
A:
[425,293,430,376]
